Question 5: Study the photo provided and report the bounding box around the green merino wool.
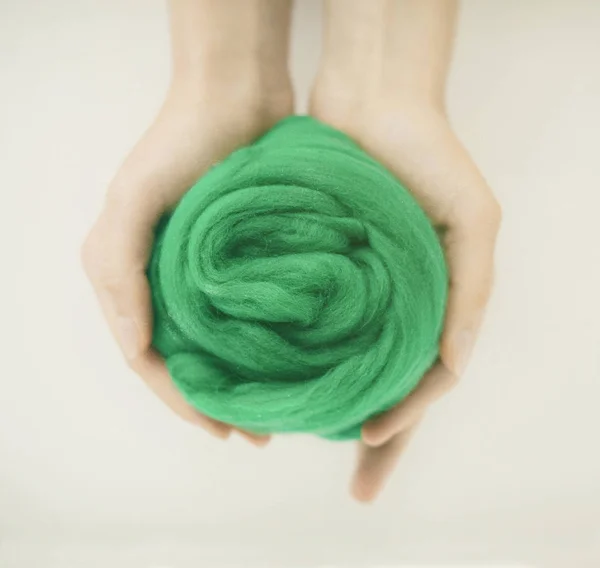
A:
[148,116,447,440]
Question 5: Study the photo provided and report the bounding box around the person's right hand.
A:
[82,81,292,444]
[311,82,501,501]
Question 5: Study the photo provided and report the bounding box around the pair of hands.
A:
[82,81,500,502]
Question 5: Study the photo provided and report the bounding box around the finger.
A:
[93,260,265,442]
[83,214,232,440]
[440,196,501,376]
[95,288,232,439]
[82,205,159,361]
[351,424,420,503]
[362,363,454,446]
[100,269,153,360]
[129,351,232,439]
[235,430,272,447]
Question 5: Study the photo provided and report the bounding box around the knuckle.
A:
[473,289,491,312]
[455,192,502,240]
[475,194,502,231]
[182,414,202,428]
[486,197,503,229]
[462,282,492,315]
[476,270,495,299]
[450,275,492,312]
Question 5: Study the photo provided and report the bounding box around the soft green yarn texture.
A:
[149,116,447,440]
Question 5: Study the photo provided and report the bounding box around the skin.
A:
[82,0,294,445]
[312,0,501,501]
[82,0,501,499]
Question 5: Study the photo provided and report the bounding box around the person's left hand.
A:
[311,90,501,501]
[82,78,292,445]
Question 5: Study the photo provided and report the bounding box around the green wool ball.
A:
[148,116,447,440]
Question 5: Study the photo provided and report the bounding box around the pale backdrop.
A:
[1,0,599,566]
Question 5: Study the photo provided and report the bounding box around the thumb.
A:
[104,270,153,361]
[440,198,501,376]
[83,207,234,439]
[84,208,155,362]
[352,424,420,502]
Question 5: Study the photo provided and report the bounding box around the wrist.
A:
[171,45,291,93]
[311,53,447,112]
[171,62,291,100]
[314,0,454,118]
[168,0,293,115]
[310,71,446,136]
[165,68,293,134]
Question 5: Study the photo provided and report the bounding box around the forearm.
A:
[317,0,458,109]
[168,0,292,99]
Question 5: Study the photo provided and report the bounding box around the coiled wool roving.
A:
[148,116,447,440]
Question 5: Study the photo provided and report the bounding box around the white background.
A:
[1,0,599,566]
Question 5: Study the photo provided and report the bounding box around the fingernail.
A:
[236,430,271,447]
[361,427,388,448]
[116,317,139,360]
[213,428,231,440]
[351,477,376,503]
[454,330,474,376]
